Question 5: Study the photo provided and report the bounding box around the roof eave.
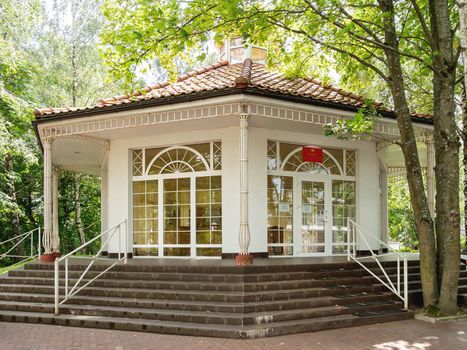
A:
[32,87,434,127]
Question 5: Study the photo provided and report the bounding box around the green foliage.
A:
[324,100,381,140]
[0,0,118,261]
[57,173,101,255]
[388,177,419,251]
[99,0,446,115]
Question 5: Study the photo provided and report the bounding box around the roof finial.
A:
[235,58,253,89]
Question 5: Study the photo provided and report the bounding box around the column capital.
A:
[239,113,251,121]
[43,137,54,146]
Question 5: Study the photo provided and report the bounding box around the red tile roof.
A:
[33,59,432,122]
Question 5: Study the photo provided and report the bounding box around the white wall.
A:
[106,119,382,255]
[248,126,382,253]
[106,126,240,255]
[356,142,380,251]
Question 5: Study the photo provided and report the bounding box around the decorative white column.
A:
[236,113,253,265]
[52,167,60,254]
[42,138,54,256]
[426,138,435,217]
[101,166,109,253]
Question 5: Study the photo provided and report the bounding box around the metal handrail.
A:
[0,227,41,265]
[54,219,128,314]
[346,218,409,309]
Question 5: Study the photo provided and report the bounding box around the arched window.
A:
[280,147,343,175]
[146,146,210,175]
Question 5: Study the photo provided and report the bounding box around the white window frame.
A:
[131,141,222,258]
[267,140,357,257]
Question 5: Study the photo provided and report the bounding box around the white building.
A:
[33,43,434,261]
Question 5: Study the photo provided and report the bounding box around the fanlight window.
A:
[148,147,208,175]
[132,142,221,176]
[268,141,355,177]
[281,148,342,175]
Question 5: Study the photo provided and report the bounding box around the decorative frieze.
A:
[39,102,429,140]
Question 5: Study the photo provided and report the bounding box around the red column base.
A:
[235,254,253,266]
[39,252,61,263]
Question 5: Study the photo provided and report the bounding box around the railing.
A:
[54,219,128,314]
[347,218,409,310]
[0,227,41,266]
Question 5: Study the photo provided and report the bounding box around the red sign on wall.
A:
[302,146,323,163]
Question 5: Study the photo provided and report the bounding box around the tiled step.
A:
[0,283,386,303]
[0,308,413,338]
[6,266,423,290]
[244,309,413,338]
[23,260,421,273]
[0,290,395,313]
[0,299,403,326]
[7,269,245,283]
[0,275,381,292]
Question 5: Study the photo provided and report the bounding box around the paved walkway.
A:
[0,319,466,350]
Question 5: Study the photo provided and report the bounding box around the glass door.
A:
[163,177,192,256]
[295,177,331,255]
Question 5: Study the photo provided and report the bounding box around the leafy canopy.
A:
[100,0,455,114]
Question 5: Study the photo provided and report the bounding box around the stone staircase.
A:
[0,260,415,338]
[406,263,467,306]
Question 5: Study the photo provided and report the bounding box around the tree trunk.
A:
[430,0,461,315]
[74,173,86,248]
[379,0,439,306]
[462,87,467,253]
[5,153,25,258]
[459,0,467,254]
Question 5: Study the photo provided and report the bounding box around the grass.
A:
[0,258,35,276]
[418,304,466,318]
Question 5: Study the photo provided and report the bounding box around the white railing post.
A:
[54,258,59,315]
[124,220,128,264]
[118,224,121,260]
[347,218,351,261]
[397,255,400,295]
[65,258,69,298]
[30,231,34,258]
[352,222,356,257]
[404,256,408,310]
[38,227,41,257]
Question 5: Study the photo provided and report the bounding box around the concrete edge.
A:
[415,313,467,324]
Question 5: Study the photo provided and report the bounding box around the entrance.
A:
[294,177,332,255]
[267,141,356,257]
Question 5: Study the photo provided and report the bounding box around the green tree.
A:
[30,0,122,252]
[388,178,418,251]
[0,0,42,263]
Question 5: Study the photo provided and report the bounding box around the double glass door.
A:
[133,174,222,257]
[294,176,332,255]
